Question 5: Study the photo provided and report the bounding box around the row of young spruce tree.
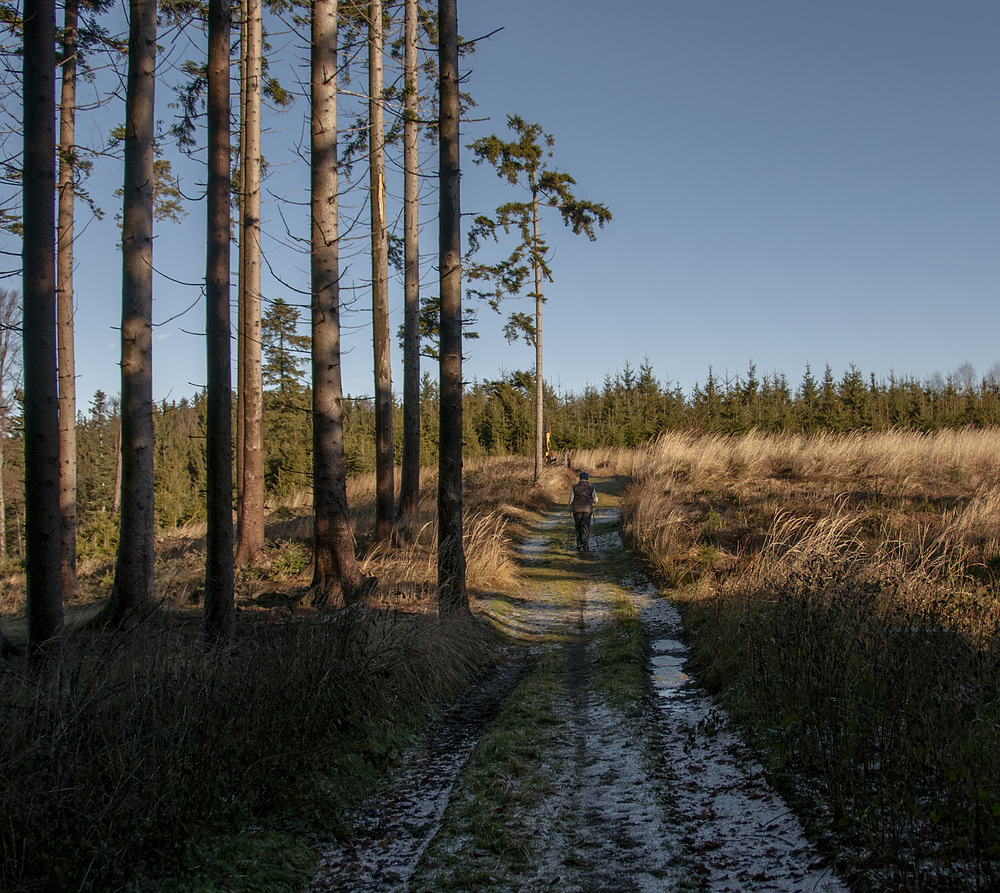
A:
[13,0,471,658]
[2,354,998,579]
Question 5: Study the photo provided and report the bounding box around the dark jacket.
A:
[570,480,597,513]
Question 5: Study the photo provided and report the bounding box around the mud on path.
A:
[310,484,848,892]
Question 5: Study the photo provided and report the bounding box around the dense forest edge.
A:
[1,355,997,571]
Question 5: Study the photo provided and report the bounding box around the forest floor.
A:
[308,479,850,893]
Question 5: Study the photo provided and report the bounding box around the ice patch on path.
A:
[649,641,691,697]
[621,538,848,891]
[518,513,566,561]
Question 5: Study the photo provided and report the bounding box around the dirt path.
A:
[310,489,848,892]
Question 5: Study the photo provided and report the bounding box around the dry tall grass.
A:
[621,428,1000,889]
[0,455,564,892]
[346,456,562,613]
[0,608,492,891]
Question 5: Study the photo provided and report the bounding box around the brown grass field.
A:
[600,429,1000,890]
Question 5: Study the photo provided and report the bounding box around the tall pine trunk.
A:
[397,0,420,520]
[436,0,468,616]
[23,0,62,651]
[531,183,543,484]
[57,0,79,598]
[203,0,234,643]
[235,0,264,565]
[0,288,17,567]
[369,0,394,542]
[310,0,364,605]
[110,0,157,620]
[235,0,246,521]
[0,429,5,564]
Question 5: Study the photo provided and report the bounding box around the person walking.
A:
[569,471,598,552]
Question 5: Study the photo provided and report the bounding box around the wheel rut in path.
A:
[309,492,849,892]
[308,657,535,892]
[553,580,681,893]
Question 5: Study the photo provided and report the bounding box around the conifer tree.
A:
[57,0,80,599]
[23,0,63,654]
[819,363,839,431]
[310,0,366,605]
[203,0,234,643]
[110,0,157,622]
[0,287,20,564]
[369,0,394,542]
[235,0,265,566]
[52,0,115,604]
[262,298,309,394]
[798,363,819,432]
[397,0,420,520]
[468,115,611,483]
[437,0,468,615]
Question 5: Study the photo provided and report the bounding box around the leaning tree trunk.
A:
[22,0,63,651]
[397,0,420,520]
[436,0,469,616]
[203,0,234,644]
[310,0,364,605]
[235,0,265,566]
[110,0,157,621]
[57,0,79,598]
[369,0,395,542]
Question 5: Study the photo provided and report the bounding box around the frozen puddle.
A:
[649,640,690,697]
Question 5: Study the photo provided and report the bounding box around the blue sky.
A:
[22,0,1000,407]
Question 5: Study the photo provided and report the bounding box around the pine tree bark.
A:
[369,0,395,542]
[397,0,420,520]
[235,0,265,566]
[531,183,544,484]
[203,0,234,643]
[112,413,122,515]
[0,289,22,565]
[57,0,79,598]
[310,0,364,606]
[0,624,19,657]
[0,431,6,564]
[437,0,469,616]
[110,0,157,620]
[235,0,246,523]
[22,0,63,651]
